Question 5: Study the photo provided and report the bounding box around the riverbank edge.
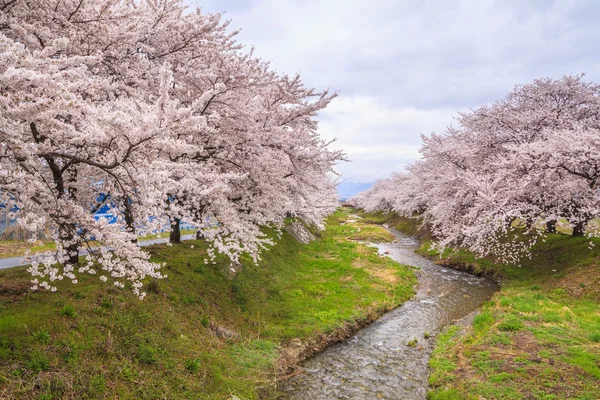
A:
[277,302,398,379]
[357,210,503,282]
[276,214,418,380]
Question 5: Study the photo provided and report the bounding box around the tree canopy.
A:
[352,75,600,262]
[0,0,343,298]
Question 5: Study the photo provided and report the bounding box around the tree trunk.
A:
[572,221,586,237]
[545,219,557,233]
[170,218,181,244]
[195,230,203,240]
[66,243,79,265]
[525,218,534,230]
[123,197,137,244]
[60,224,80,266]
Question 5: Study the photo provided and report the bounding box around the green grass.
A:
[356,210,430,239]
[425,233,600,399]
[343,221,396,243]
[0,208,416,399]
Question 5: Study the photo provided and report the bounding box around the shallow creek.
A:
[280,228,498,399]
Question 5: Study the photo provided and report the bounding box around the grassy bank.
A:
[355,209,600,399]
[421,235,600,399]
[355,210,430,239]
[0,209,415,399]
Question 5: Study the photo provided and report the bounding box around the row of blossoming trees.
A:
[352,75,600,263]
[0,0,343,298]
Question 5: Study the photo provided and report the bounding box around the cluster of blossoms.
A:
[0,0,343,298]
[352,75,600,262]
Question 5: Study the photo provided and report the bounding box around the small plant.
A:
[200,316,210,328]
[59,304,76,318]
[28,351,49,373]
[146,279,160,294]
[137,345,158,365]
[314,310,341,322]
[473,312,494,332]
[11,368,23,378]
[33,330,51,344]
[58,339,78,362]
[424,332,431,339]
[89,374,106,396]
[497,315,524,332]
[184,358,200,373]
[407,338,418,347]
[590,332,600,343]
[100,297,113,309]
[119,362,135,381]
[490,333,511,345]
[181,294,197,305]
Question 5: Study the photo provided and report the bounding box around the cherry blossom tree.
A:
[0,0,342,297]
[353,75,600,262]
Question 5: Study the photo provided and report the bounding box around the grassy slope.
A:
[418,236,600,399]
[356,210,430,239]
[0,209,416,399]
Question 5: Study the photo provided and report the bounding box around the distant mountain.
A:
[336,181,374,200]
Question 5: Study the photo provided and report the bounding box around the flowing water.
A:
[280,228,498,399]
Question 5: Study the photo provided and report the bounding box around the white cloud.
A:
[191,0,600,182]
[318,95,457,180]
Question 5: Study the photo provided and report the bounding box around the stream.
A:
[280,227,498,399]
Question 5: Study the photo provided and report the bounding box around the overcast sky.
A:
[189,0,600,184]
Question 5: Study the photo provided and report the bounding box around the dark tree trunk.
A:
[66,244,79,265]
[545,219,557,233]
[525,218,534,230]
[123,197,137,244]
[60,224,80,266]
[195,230,203,240]
[572,221,586,237]
[170,217,181,244]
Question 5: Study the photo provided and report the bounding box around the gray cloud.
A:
[190,0,600,182]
